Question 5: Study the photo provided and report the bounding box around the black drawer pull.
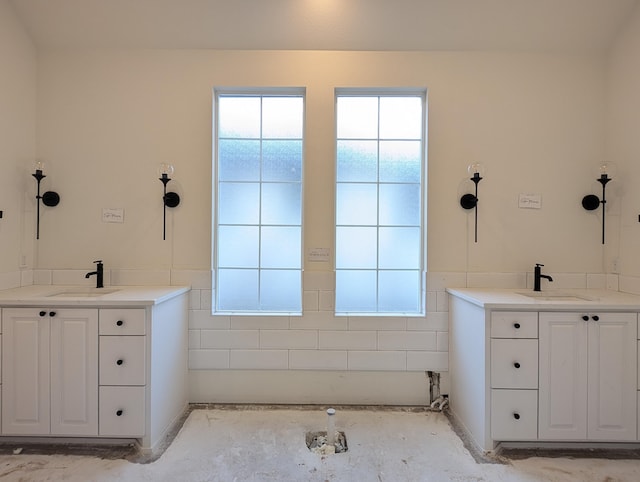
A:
[116,410,123,417]
[592,315,600,321]
[514,362,521,369]
[513,323,520,329]
[116,359,124,366]
[39,311,46,317]
[49,311,56,317]
[513,413,520,420]
[582,315,589,321]
[116,320,124,326]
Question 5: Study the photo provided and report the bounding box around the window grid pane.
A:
[216,93,303,313]
[335,93,424,314]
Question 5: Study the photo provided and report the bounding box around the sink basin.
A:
[47,288,120,297]
[516,291,594,301]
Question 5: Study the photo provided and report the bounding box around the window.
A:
[213,90,304,313]
[335,90,426,314]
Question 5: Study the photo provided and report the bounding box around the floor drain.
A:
[306,431,348,455]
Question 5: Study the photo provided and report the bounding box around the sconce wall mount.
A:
[460,162,485,243]
[581,162,614,244]
[158,163,180,240]
[32,161,60,239]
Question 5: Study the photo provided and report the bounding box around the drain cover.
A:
[306,431,348,454]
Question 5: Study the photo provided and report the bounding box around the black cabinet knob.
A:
[116,320,124,326]
[513,413,521,420]
[592,315,600,321]
[514,362,521,369]
[116,359,124,366]
[582,315,589,321]
[49,311,56,317]
[513,323,520,329]
[39,311,46,317]
[116,410,123,417]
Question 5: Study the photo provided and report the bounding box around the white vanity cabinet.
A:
[0,285,189,453]
[539,312,637,441]
[448,288,640,452]
[1,308,98,436]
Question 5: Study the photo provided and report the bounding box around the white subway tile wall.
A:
[15,268,637,374]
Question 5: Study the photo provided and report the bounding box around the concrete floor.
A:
[0,407,639,481]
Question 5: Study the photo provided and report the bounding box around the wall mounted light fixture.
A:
[158,163,180,240]
[32,160,60,239]
[582,162,615,244]
[459,162,485,243]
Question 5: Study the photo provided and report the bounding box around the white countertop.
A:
[446,288,640,311]
[0,285,190,307]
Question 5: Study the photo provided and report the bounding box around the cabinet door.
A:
[50,309,98,436]
[1,308,50,435]
[539,312,588,440]
[587,313,637,441]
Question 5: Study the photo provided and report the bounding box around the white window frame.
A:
[334,88,428,316]
[212,87,305,315]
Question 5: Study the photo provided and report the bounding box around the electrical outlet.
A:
[612,258,619,273]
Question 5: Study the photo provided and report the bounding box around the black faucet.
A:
[85,260,104,288]
[534,263,553,291]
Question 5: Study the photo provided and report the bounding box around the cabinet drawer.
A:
[100,336,146,385]
[491,339,538,389]
[99,386,145,437]
[491,312,537,338]
[99,309,145,335]
[491,389,538,440]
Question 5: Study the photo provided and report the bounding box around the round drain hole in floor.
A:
[306,430,348,455]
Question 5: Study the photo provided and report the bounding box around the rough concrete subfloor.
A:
[0,406,639,481]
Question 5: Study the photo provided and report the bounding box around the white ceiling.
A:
[8,0,640,52]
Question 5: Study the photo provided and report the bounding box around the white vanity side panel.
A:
[449,296,491,451]
[147,293,189,451]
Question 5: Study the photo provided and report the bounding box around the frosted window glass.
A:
[262,97,304,138]
[379,97,422,140]
[261,183,301,225]
[260,270,302,311]
[335,227,377,268]
[379,141,421,182]
[378,271,421,312]
[335,270,377,312]
[218,226,259,268]
[263,140,303,182]
[336,140,378,182]
[218,97,260,138]
[218,183,260,224]
[379,227,420,269]
[336,97,379,139]
[261,227,301,269]
[336,184,377,225]
[379,184,420,226]
[218,140,260,181]
[218,269,259,311]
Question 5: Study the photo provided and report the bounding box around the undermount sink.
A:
[47,288,121,297]
[516,291,595,301]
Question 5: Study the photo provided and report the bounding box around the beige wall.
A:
[33,49,607,277]
[607,2,640,290]
[0,0,36,286]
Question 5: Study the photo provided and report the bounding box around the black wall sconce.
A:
[158,163,180,240]
[32,161,60,239]
[582,162,615,244]
[459,162,485,243]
